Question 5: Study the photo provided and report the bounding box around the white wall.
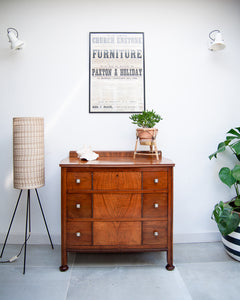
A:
[0,0,240,244]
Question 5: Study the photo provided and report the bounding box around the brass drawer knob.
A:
[76,232,81,237]
[153,231,159,237]
[154,203,159,208]
[76,204,81,209]
[154,178,159,184]
[76,179,81,184]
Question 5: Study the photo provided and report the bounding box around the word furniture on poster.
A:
[89,32,145,113]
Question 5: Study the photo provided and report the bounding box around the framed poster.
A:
[89,32,145,113]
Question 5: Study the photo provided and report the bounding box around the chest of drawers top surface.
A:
[59,151,174,168]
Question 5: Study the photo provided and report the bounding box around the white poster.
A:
[89,32,145,113]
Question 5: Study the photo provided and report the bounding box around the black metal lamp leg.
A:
[0,189,23,258]
[23,189,30,274]
[35,189,54,249]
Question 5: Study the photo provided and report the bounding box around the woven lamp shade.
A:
[13,117,45,190]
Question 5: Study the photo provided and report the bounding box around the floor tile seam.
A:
[174,259,232,265]
[65,254,76,300]
[64,267,73,300]
[172,267,193,300]
[177,259,236,264]
[71,263,168,269]
[0,265,64,272]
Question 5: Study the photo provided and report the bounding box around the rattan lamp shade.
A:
[13,117,45,190]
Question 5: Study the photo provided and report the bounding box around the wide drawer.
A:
[93,172,141,190]
[142,221,167,246]
[66,172,92,193]
[93,194,141,218]
[143,194,168,218]
[142,171,168,190]
[67,194,92,218]
[93,221,141,246]
[67,221,92,246]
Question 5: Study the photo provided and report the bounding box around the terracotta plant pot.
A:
[136,128,158,145]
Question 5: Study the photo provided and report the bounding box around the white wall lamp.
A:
[208,30,225,51]
[7,27,24,50]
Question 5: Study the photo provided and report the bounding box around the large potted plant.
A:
[129,110,163,145]
[209,127,240,261]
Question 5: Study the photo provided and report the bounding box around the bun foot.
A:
[59,265,69,272]
[166,264,175,271]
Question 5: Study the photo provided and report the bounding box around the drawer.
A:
[143,194,168,218]
[93,194,141,218]
[67,194,92,218]
[142,171,168,190]
[66,172,92,193]
[142,221,167,246]
[93,222,141,246]
[93,172,141,190]
[67,221,92,246]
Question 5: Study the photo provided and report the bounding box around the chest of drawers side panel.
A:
[167,166,174,269]
[60,167,68,270]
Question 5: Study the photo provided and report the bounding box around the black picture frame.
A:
[89,32,145,113]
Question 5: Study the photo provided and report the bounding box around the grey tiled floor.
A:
[0,242,238,300]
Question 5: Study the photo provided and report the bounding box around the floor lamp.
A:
[0,117,54,274]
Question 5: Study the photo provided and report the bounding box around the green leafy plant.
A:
[209,127,240,235]
[212,201,240,236]
[129,110,162,128]
[209,127,240,161]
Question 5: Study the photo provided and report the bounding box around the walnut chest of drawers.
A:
[59,151,175,271]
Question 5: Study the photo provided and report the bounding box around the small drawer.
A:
[142,221,167,246]
[93,194,141,219]
[67,221,92,246]
[93,172,141,190]
[66,172,92,193]
[93,221,141,246]
[67,194,92,218]
[142,171,168,190]
[143,194,168,218]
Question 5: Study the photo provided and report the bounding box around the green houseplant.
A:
[129,110,163,145]
[209,127,240,260]
[129,110,162,128]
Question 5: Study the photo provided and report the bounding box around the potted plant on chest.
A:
[209,127,240,261]
[129,109,163,145]
[130,110,163,160]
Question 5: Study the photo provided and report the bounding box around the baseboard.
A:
[173,232,221,244]
[0,232,221,245]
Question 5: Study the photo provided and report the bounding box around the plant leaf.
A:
[234,198,240,207]
[231,141,240,155]
[209,142,226,160]
[227,128,240,137]
[219,167,236,188]
[218,211,240,235]
[212,202,240,235]
[232,165,240,181]
[235,127,240,134]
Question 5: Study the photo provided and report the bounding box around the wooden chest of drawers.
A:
[59,151,175,271]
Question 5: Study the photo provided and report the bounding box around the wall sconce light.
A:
[7,27,24,50]
[208,30,225,51]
